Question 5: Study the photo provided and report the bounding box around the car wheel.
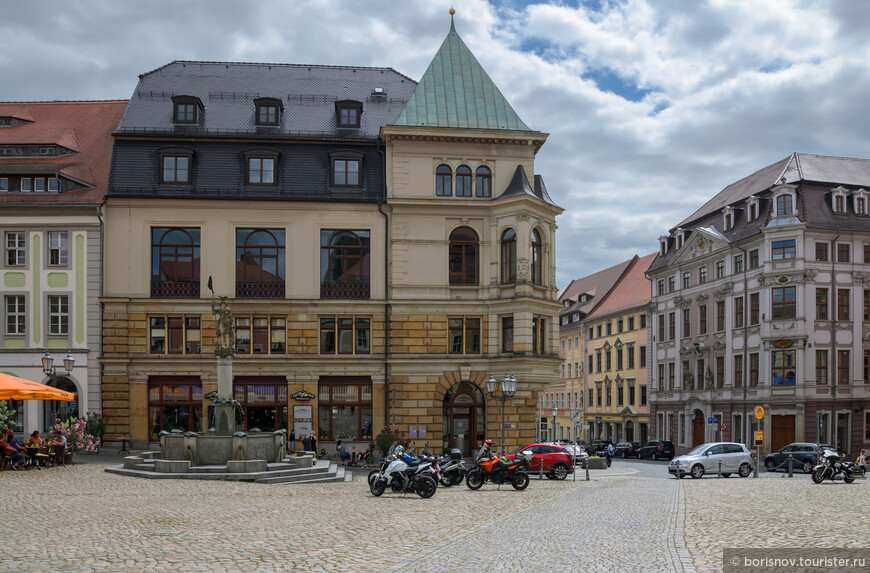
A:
[652,453,659,461]
[738,463,752,478]
[552,463,569,481]
[721,473,731,478]
[764,459,776,472]
[690,464,704,479]
[801,461,813,474]
[622,451,628,458]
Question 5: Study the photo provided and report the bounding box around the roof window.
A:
[254,98,283,126]
[171,96,203,125]
[335,100,363,128]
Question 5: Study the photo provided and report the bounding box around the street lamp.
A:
[42,351,75,380]
[552,407,558,443]
[487,372,517,455]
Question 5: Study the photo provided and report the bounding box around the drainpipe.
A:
[96,204,105,413]
[377,142,391,429]
[736,244,749,449]
[831,228,840,449]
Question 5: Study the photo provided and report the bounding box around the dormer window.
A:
[171,96,203,125]
[659,235,669,256]
[854,188,869,216]
[329,150,363,187]
[675,228,684,249]
[158,147,194,184]
[723,206,734,230]
[254,98,283,126]
[746,195,759,222]
[772,185,796,217]
[335,100,362,128]
[244,149,279,185]
[831,186,848,214]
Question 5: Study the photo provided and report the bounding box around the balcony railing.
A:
[151,280,200,298]
[235,281,286,299]
[320,282,370,299]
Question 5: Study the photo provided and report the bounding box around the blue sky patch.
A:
[584,66,653,102]
[759,58,793,74]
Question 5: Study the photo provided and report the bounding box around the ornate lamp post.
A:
[42,351,75,381]
[552,407,558,443]
[487,373,517,455]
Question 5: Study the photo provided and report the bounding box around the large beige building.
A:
[101,18,562,455]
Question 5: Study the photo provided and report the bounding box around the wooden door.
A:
[771,415,795,452]
[693,415,705,446]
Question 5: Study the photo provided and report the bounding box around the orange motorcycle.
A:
[465,448,532,490]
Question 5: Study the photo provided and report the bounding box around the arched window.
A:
[448,226,478,285]
[235,228,285,298]
[456,165,472,197]
[776,194,793,216]
[436,164,452,196]
[531,229,542,286]
[475,166,491,197]
[151,227,201,297]
[500,228,517,284]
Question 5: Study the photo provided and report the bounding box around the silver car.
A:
[668,442,754,479]
[547,442,588,465]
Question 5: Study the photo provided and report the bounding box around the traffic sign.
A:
[754,405,765,420]
[754,430,764,447]
[720,422,728,432]
[707,417,719,424]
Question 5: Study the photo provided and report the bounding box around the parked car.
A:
[588,440,614,456]
[669,442,754,479]
[547,442,588,465]
[638,440,675,461]
[506,443,574,480]
[764,443,832,474]
[614,441,641,458]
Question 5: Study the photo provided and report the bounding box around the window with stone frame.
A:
[668,312,675,340]
[475,166,491,197]
[627,345,635,369]
[448,316,481,354]
[716,301,725,331]
[772,286,796,319]
[455,165,472,197]
[668,362,675,390]
[639,345,647,368]
[6,231,25,266]
[816,350,828,385]
[236,228,285,298]
[817,288,829,320]
[772,350,796,385]
[864,290,870,321]
[749,249,759,268]
[716,260,725,279]
[716,356,725,388]
[772,239,796,260]
[750,293,759,325]
[816,242,828,261]
[317,378,373,441]
[605,348,612,371]
[749,353,759,386]
[151,227,201,298]
[734,296,744,328]
[320,229,370,299]
[232,378,288,432]
[865,244,870,264]
[734,253,744,273]
[734,355,743,388]
[531,229,543,286]
[616,347,623,370]
[532,316,546,355]
[48,295,69,335]
[48,231,68,266]
[500,228,517,284]
[838,243,850,263]
[857,196,867,216]
[699,266,707,284]
[605,385,612,406]
[682,308,690,338]
[864,350,870,384]
[235,315,287,355]
[699,304,707,335]
[149,315,201,354]
[436,164,452,196]
[658,314,665,341]
[838,349,850,385]
[5,295,25,335]
[682,271,690,289]
[838,288,850,321]
[776,193,793,216]
[319,316,369,355]
[448,226,479,285]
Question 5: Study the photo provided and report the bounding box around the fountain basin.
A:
[160,431,286,466]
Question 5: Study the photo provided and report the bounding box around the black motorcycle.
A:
[437,448,467,487]
[811,449,856,484]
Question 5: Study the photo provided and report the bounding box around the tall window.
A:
[448,227,478,285]
[161,156,190,183]
[48,295,69,336]
[247,157,275,185]
[716,260,725,279]
[838,350,850,385]
[734,296,744,328]
[776,194,793,216]
[531,229,542,286]
[332,158,360,187]
[233,379,287,432]
[532,316,546,354]
[151,227,201,297]
[5,295,25,335]
[449,317,481,354]
[699,266,707,284]
[658,314,665,341]
[317,378,373,441]
[668,363,675,390]
[616,347,624,370]
[858,197,867,215]
[835,195,845,212]
[772,286,796,319]
[319,316,370,355]
[502,316,514,352]
[716,301,725,331]
[668,312,675,340]
[148,378,202,440]
[699,305,707,335]
[150,316,201,354]
[475,166,491,197]
[816,288,828,320]
[682,308,690,337]
[639,346,647,368]
[734,254,744,273]
[816,350,828,385]
[837,244,850,263]
[627,346,635,369]
[668,276,676,292]
[500,228,517,284]
[605,349,612,370]
[749,293,759,325]
[772,351,795,385]
[436,164,452,196]
[749,353,759,386]
[734,355,743,388]
[865,290,870,321]
[682,271,690,288]
[749,249,759,268]
[320,230,370,299]
[865,350,870,384]
[6,232,25,266]
[47,231,69,266]
[236,228,285,298]
[772,240,796,260]
[838,288,850,321]
[816,243,828,261]
[716,356,725,388]
[455,165,472,197]
[236,316,286,355]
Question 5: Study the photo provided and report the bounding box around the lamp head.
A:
[503,373,517,397]
[63,351,75,373]
[486,373,497,396]
[41,351,54,375]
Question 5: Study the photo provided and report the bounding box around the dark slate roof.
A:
[116,61,417,140]
[497,164,558,206]
[394,19,531,131]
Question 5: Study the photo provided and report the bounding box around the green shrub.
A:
[374,427,411,457]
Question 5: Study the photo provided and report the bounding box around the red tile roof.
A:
[0,100,128,205]
[559,258,634,318]
[586,252,658,319]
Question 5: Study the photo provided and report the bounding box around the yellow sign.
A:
[754,405,765,420]
[754,430,764,447]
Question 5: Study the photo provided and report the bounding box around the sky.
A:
[4,0,870,287]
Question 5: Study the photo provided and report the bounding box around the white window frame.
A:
[5,231,26,267]
[48,294,69,336]
[20,177,31,192]
[48,231,69,266]
[48,177,59,192]
[5,295,26,335]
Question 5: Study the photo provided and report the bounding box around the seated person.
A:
[336,440,351,465]
[0,431,25,469]
[25,430,43,448]
[49,430,68,451]
[356,444,373,466]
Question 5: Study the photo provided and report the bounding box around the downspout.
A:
[735,244,749,449]
[831,227,840,449]
[96,204,105,415]
[377,142,391,428]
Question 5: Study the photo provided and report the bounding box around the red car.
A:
[505,443,574,480]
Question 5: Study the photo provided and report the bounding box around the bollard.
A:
[787,454,794,478]
[585,459,590,481]
[718,459,722,478]
[539,459,543,480]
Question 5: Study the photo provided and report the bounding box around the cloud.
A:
[2,0,869,287]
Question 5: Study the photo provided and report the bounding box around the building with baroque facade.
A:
[0,100,128,433]
[101,17,562,454]
[647,153,870,457]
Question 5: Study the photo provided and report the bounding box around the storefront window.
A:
[317,377,373,440]
[148,377,202,440]
[232,378,288,431]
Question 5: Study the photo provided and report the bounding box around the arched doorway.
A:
[44,375,79,432]
[692,409,705,447]
[625,420,634,442]
[442,382,485,457]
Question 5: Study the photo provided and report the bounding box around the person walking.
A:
[858,449,867,477]
[288,429,296,452]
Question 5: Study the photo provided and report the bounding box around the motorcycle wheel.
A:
[370,478,386,497]
[451,470,465,486]
[416,476,437,498]
[811,469,825,484]
[511,471,530,490]
[844,475,855,484]
[466,469,484,490]
[439,475,454,487]
[367,470,380,487]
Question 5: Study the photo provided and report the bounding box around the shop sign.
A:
[294,405,312,438]
[290,390,316,401]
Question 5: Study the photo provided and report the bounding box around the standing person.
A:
[858,449,867,477]
[288,429,296,452]
[605,443,615,467]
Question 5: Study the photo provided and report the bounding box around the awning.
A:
[0,373,75,401]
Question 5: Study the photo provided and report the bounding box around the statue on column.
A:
[212,296,235,358]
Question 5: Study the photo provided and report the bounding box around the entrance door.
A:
[692,413,704,446]
[452,413,471,456]
[771,415,795,452]
[442,382,485,457]
[44,376,78,432]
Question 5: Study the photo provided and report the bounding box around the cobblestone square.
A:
[2,461,865,572]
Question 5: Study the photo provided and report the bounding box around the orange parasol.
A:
[0,373,75,401]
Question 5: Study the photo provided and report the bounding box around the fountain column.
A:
[212,296,237,436]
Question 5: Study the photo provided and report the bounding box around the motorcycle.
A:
[811,448,856,484]
[369,443,437,498]
[438,448,467,487]
[466,449,532,490]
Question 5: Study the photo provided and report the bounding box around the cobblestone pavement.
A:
[1,463,865,572]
